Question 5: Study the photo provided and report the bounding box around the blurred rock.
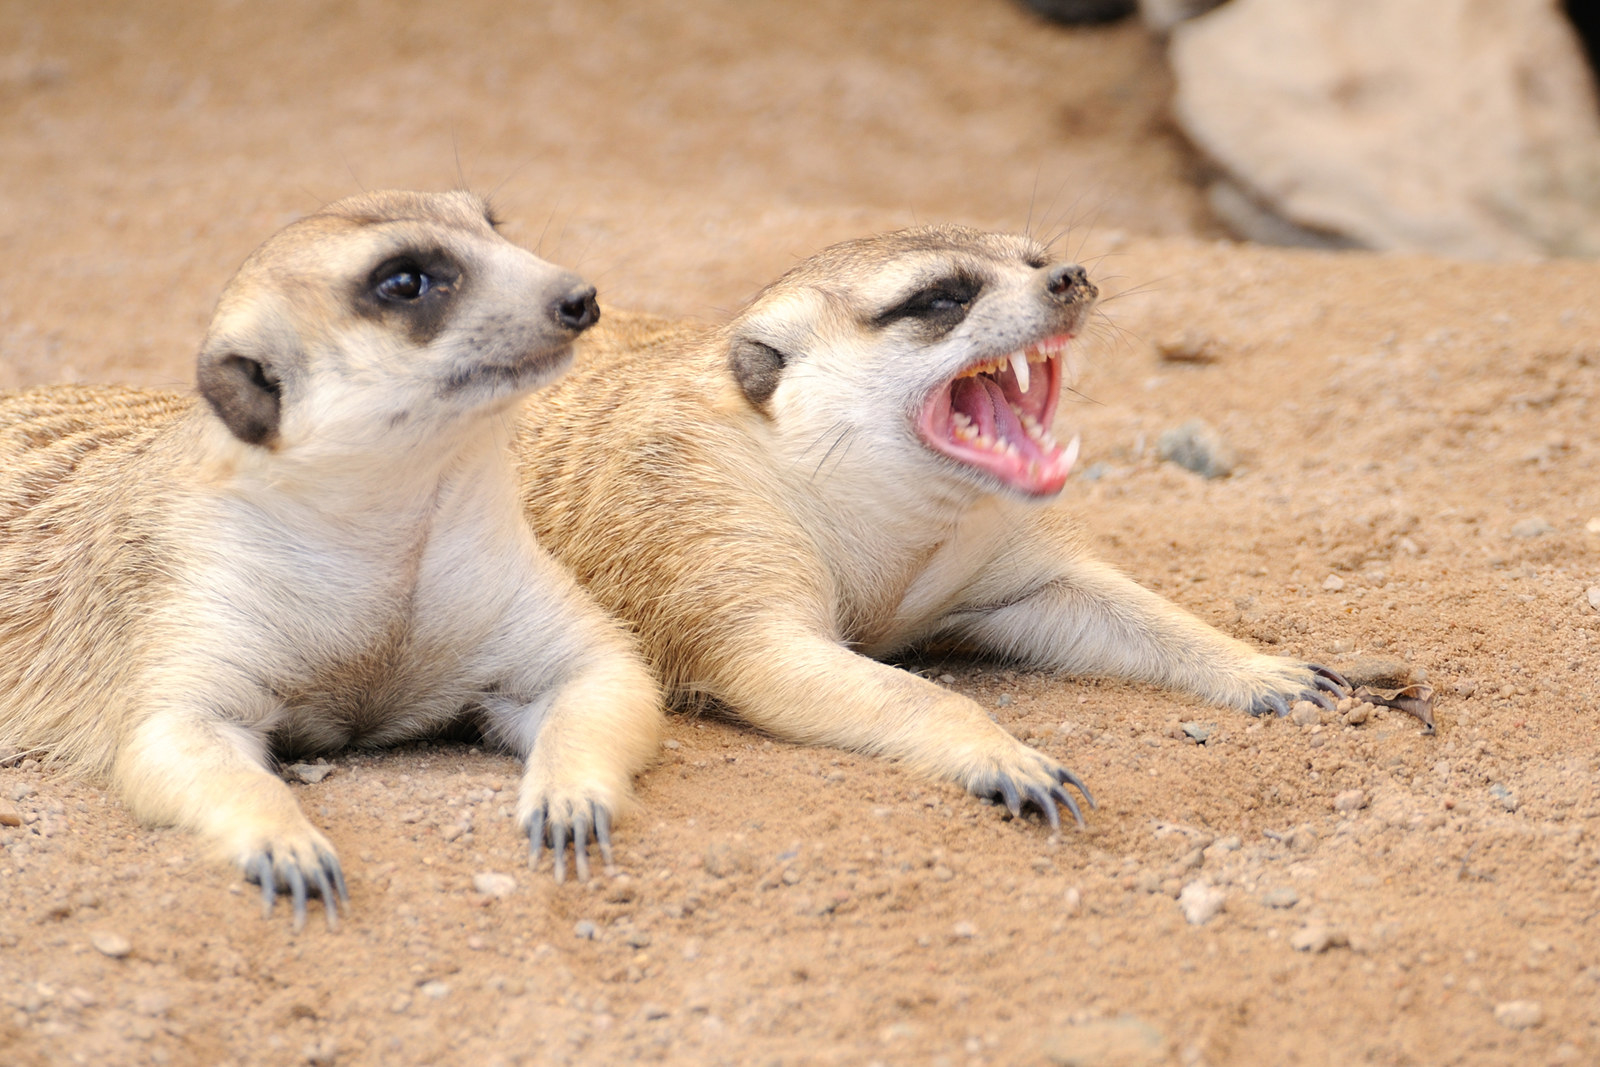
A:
[1157,419,1236,479]
[1171,0,1600,258]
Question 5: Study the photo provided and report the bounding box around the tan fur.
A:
[515,225,1343,826]
[0,191,662,927]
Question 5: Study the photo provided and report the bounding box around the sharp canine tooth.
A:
[1062,433,1081,471]
[1009,350,1029,392]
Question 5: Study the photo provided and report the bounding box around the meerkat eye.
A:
[375,265,431,302]
[874,277,983,333]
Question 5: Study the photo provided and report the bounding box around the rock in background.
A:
[1168,0,1600,257]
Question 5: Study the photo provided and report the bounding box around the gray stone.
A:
[1157,419,1235,479]
[1170,0,1600,259]
[1510,518,1555,539]
[573,919,599,940]
[286,762,335,785]
[1261,887,1299,909]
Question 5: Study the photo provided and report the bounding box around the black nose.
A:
[554,284,600,332]
[1046,263,1093,300]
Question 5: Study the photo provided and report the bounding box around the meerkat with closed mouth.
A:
[0,190,661,929]
[514,225,1345,827]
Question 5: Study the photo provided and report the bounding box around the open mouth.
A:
[915,334,1080,496]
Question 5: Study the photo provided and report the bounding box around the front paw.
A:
[518,785,619,884]
[964,740,1096,832]
[239,830,348,933]
[1247,663,1350,718]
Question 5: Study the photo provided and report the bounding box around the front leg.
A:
[944,549,1346,715]
[475,615,662,883]
[710,626,1093,830]
[113,701,347,932]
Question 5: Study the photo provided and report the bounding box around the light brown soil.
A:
[2,2,1598,1065]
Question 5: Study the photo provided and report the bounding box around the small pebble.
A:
[0,804,21,827]
[1488,784,1518,812]
[1587,587,1600,612]
[1587,517,1600,534]
[951,921,977,939]
[472,871,516,899]
[1261,887,1299,909]
[133,992,171,1017]
[1063,887,1082,915]
[1041,1016,1167,1067]
[1510,518,1553,538]
[938,674,956,684]
[1493,1000,1543,1030]
[1157,419,1236,479]
[626,930,653,949]
[286,763,335,785]
[419,980,450,1000]
[1290,925,1348,953]
[91,932,131,959]
[573,920,599,940]
[1177,881,1225,925]
[995,694,1013,707]
[640,1002,670,1021]
[661,739,681,750]
[1322,574,1346,592]
[1289,702,1320,726]
[1342,703,1372,726]
[1333,790,1367,813]
[1180,721,1211,743]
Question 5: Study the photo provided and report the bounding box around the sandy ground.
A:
[2,1,1599,1064]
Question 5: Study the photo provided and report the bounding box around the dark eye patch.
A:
[872,273,984,333]
[355,248,464,345]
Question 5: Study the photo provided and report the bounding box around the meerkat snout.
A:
[554,283,601,332]
[1045,262,1094,302]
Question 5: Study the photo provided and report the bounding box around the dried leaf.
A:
[1352,684,1436,735]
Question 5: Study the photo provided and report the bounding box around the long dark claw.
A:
[1312,665,1351,693]
[1051,784,1087,829]
[254,854,276,919]
[997,777,1022,818]
[551,820,569,884]
[286,864,308,934]
[527,807,546,872]
[326,852,349,904]
[1023,784,1060,832]
[593,805,615,872]
[1308,689,1336,711]
[1262,693,1290,718]
[1054,766,1096,810]
[572,810,592,883]
[314,866,338,932]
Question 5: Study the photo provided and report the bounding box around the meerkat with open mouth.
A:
[0,191,662,929]
[515,225,1344,828]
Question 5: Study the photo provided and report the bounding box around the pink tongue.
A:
[951,376,1030,452]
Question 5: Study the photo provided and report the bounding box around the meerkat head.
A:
[195,190,598,451]
[726,225,1097,499]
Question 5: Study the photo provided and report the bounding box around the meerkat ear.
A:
[729,337,787,408]
[197,352,282,447]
